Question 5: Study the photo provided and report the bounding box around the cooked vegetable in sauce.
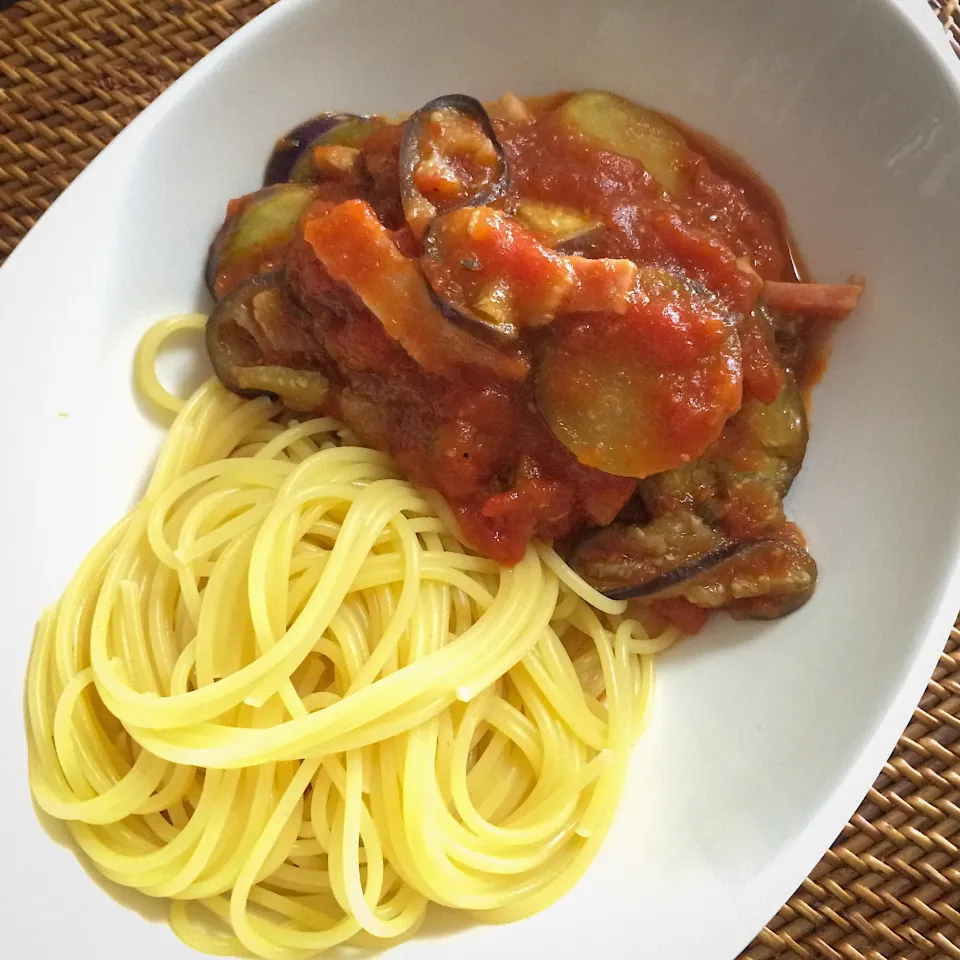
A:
[399,94,511,238]
[204,89,862,630]
[262,113,380,187]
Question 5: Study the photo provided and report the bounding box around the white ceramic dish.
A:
[3,0,960,957]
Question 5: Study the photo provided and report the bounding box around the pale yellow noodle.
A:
[26,314,680,958]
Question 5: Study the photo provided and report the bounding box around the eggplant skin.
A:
[206,272,283,398]
[205,212,237,299]
[602,538,762,601]
[204,183,318,300]
[638,374,808,523]
[513,200,604,253]
[558,90,691,197]
[205,271,333,413]
[263,113,364,186]
[732,374,808,497]
[571,512,818,621]
[418,211,521,344]
[398,94,511,231]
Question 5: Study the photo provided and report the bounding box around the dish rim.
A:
[3,0,960,956]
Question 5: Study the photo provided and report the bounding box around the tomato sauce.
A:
[212,92,853,583]
[287,231,632,564]
[504,115,785,302]
[275,97,813,564]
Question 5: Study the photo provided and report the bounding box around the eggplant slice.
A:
[399,94,511,237]
[571,512,817,620]
[733,374,808,496]
[206,272,330,413]
[558,90,692,197]
[420,211,519,343]
[289,117,382,183]
[639,372,808,524]
[535,268,743,479]
[513,200,604,252]
[263,113,377,186]
[419,206,578,343]
[205,183,318,299]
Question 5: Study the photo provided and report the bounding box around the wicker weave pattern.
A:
[744,628,960,960]
[0,0,279,258]
[2,2,960,957]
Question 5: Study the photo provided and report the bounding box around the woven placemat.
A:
[2,1,959,957]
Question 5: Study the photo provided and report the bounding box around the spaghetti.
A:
[26,315,679,958]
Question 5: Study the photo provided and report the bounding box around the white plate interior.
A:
[3,0,960,957]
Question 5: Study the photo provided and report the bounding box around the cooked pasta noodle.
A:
[26,314,680,958]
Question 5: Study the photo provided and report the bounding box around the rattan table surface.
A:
[1,1,959,957]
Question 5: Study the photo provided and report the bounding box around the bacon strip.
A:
[304,200,528,379]
[762,280,863,319]
[565,256,637,314]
